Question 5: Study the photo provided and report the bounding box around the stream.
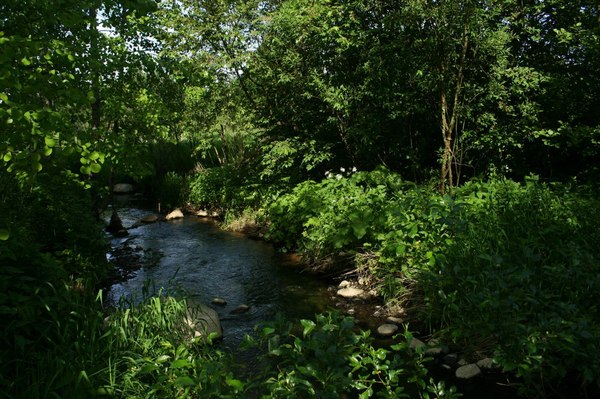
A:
[105,200,521,399]
[105,204,340,353]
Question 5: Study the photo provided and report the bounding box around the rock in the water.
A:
[113,183,134,193]
[211,297,227,306]
[337,287,365,299]
[184,304,222,341]
[377,323,399,337]
[425,346,444,357]
[166,209,184,220]
[141,214,159,223]
[196,210,209,217]
[455,364,482,380]
[107,210,126,235]
[230,304,250,314]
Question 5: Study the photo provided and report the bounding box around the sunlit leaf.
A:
[44,137,56,147]
[90,163,101,173]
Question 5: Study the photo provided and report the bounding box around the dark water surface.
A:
[106,206,335,352]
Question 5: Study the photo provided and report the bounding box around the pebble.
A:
[141,214,159,223]
[409,337,426,351]
[211,297,227,306]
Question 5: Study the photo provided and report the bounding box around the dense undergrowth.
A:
[185,165,600,396]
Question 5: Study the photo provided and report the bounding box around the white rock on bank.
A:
[337,287,365,299]
[166,209,184,220]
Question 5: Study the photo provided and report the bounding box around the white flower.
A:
[336,174,342,180]
[352,167,357,172]
[340,167,346,172]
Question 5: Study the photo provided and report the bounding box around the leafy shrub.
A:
[103,295,243,398]
[188,165,262,211]
[425,178,600,393]
[0,171,110,397]
[248,311,459,399]
[267,168,405,256]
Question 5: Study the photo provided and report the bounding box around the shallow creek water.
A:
[106,206,340,353]
[105,201,522,398]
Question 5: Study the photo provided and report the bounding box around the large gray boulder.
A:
[184,304,223,341]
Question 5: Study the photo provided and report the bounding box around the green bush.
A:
[425,178,600,393]
[188,165,261,211]
[248,312,458,399]
[267,168,406,256]
[102,295,243,399]
[157,171,189,210]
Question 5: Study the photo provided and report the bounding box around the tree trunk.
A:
[439,27,469,195]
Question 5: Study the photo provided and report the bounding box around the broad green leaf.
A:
[225,378,244,390]
[21,57,31,66]
[396,244,406,256]
[44,137,56,147]
[3,152,11,162]
[156,355,170,363]
[0,228,9,240]
[90,163,102,173]
[300,319,316,337]
[169,358,190,369]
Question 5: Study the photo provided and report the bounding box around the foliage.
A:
[0,169,109,397]
[248,312,459,399]
[426,178,600,393]
[102,295,243,398]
